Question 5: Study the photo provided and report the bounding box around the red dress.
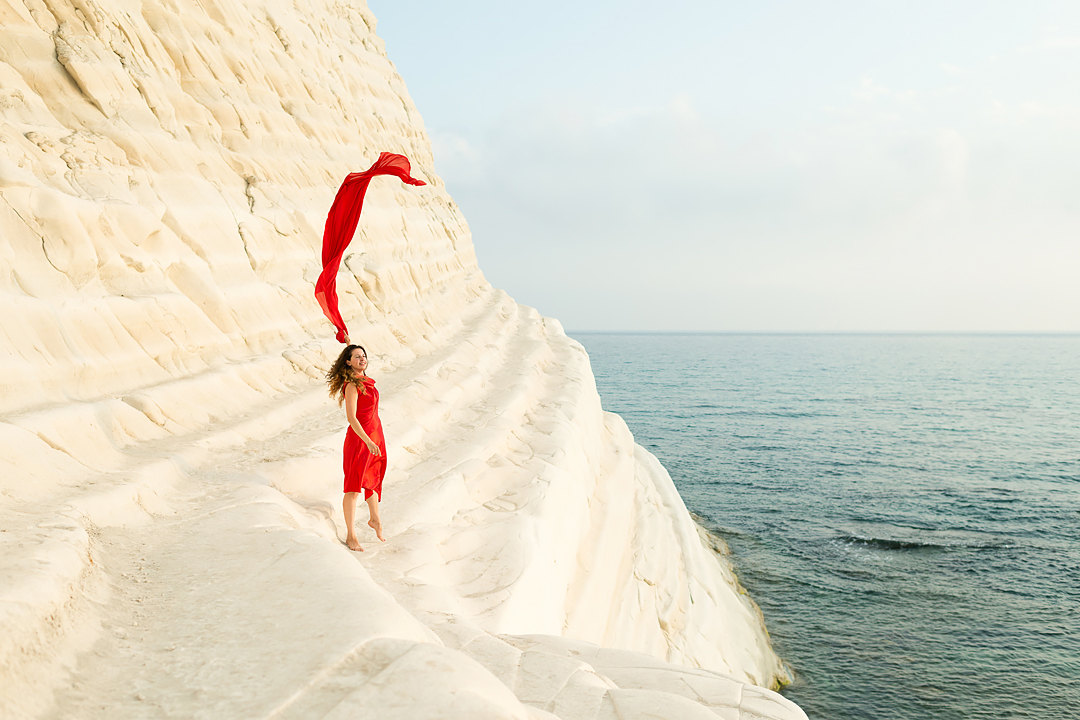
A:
[343,377,387,499]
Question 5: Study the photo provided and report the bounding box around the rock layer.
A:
[0,1,805,718]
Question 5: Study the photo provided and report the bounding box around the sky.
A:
[368,1,1080,332]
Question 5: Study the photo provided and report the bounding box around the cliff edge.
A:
[0,1,805,717]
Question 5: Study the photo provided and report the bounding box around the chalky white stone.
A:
[0,1,806,718]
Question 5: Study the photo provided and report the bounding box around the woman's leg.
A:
[366,493,385,541]
[343,492,362,551]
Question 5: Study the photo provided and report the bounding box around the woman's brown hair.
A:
[326,344,367,405]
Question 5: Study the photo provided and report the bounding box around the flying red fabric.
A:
[315,152,426,343]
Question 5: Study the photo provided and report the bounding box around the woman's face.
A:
[348,348,368,373]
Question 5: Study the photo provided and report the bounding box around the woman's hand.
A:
[364,437,381,456]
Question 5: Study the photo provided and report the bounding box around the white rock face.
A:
[0,1,806,718]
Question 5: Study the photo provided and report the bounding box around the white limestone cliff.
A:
[0,1,806,717]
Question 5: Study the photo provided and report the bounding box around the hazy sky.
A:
[368,1,1079,332]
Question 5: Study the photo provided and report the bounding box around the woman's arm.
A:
[344,383,381,456]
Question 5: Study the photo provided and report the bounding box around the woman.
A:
[326,344,388,551]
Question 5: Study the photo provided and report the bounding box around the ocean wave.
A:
[719,409,829,419]
[837,533,1015,552]
[840,534,946,551]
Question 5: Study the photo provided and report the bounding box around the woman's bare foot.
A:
[345,536,364,551]
[367,518,386,542]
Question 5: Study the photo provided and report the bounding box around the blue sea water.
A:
[571,333,1080,720]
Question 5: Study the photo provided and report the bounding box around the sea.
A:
[571,333,1080,720]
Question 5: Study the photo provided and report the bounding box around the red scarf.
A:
[315,152,425,342]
